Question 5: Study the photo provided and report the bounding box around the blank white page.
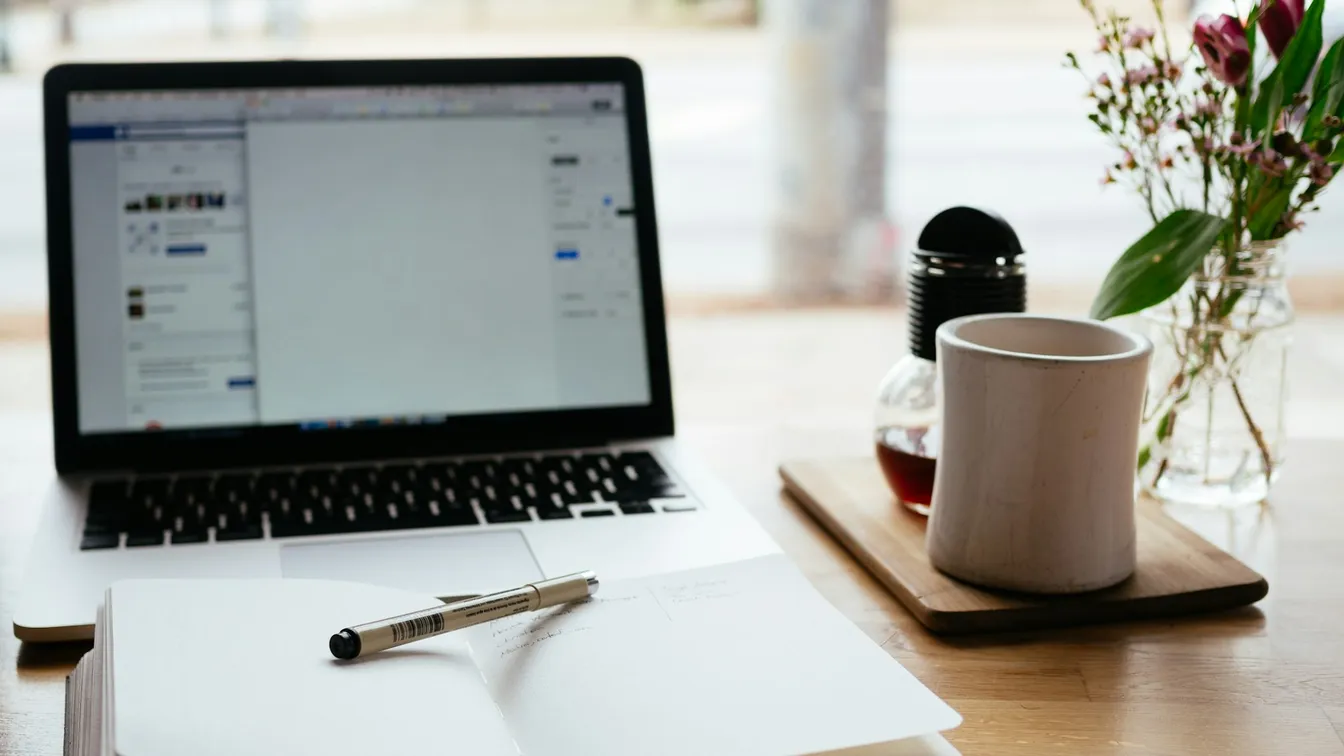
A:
[466,555,962,756]
[109,580,518,756]
[244,118,559,423]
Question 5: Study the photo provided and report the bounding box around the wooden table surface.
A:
[4,310,1344,755]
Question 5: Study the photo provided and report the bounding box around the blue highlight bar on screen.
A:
[555,249,579,260]
[227,377,255,389]
[166,244,207,256]
[69,125,119,141]
[69,122,245,142]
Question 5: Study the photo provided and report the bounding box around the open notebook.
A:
[65,555,961,756]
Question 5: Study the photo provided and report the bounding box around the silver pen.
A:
[329,571,599,660]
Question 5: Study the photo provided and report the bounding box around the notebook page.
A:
[467,555,961,756]
[110,579,519,756]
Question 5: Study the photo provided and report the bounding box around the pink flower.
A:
[1125,65,1161,86]
[1140,116,1159,134]
[1225,138,1260,156]
[1097,35,1112,53]
[1194,15,1251,87]
[1310,162,1336,186]
[1097,72,1112,88]
[1259,0,1305,59]
[1100,169,1116,185]
[1253,148,1289,177]
[1196,98,1223,117]
[1125,28,1156,48]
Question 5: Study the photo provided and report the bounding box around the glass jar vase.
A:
[1138,241,1293,508]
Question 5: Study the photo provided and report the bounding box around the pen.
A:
[329,571,599,660]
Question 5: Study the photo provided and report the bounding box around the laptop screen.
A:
[66,84,651,436]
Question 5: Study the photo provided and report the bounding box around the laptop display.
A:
[66,83,651,436]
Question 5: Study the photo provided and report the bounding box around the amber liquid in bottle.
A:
[875,426,939,516]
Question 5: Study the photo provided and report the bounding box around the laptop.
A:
[15,58,779,642]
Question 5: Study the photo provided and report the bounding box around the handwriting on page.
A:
[487,595,647,659]
[659,578,743,605]
[478,576,754,662]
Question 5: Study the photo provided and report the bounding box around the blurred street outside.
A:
[1,0,1341,314]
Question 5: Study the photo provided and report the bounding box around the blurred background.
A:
[0,0,1341,332]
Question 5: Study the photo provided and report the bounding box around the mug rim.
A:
[937,313,1153,364]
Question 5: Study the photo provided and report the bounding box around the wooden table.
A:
[4,311,1344,755]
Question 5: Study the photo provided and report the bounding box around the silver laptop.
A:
[15,58,778,642]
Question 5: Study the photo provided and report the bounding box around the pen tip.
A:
[583,571,599,595]
[329,629,360,660]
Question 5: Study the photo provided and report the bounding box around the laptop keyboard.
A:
[79,451,692,550]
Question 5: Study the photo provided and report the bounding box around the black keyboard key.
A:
[299,468,339,489]
[79,532,120,550]
[483,507,532,524]
[270,502,344,538]
[535,505,574,520]
[603,487,647,503]
[579,452,618,473]
[178,501,212,531]
[170,530,207,545]
[559,480,599,506]
[580,509,616,518]
[216,472,255,493]
[349,493,395,530]
[130,477,171,501]
[380,464,419,490]
[616,451,661,471]
[125,529,165,547]
[423,500,481,527]
[85,496,127,524]
[89,479,129,504]
[267,513,301,538]
[174,475,214,500]
[215,523,264,541]
[619,501,656,515]
[256,471,298,501]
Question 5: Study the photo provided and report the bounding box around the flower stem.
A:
[1216,338,1277,482]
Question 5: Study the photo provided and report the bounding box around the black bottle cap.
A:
[908,207,1026,361]
[916,206,1024,260]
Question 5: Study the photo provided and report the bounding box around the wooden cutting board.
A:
[780,457,1269,635]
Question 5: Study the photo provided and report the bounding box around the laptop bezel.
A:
[44,57,673,475]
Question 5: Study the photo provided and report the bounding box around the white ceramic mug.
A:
[926,313,1153,594]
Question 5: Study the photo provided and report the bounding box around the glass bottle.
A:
[875,355,940,514]
[875,207,1026,515]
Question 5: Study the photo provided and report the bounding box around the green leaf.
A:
[1156,411,1173,441]
[1248,184,1294,239]
[1305,38,1344,138]
[1260,78,1285,142]
[1137,445,1151,470]
[1332,141,1344,163]
[1090,210,1229,320]
[1251,0,1326,133]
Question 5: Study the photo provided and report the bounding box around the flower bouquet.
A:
[1069,0,1343,506]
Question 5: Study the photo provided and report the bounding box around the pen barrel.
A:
[346,587,540,657]
[333,571,598,659]
[532,573,596,607]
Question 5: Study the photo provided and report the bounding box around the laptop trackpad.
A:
[278,530,543,598]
